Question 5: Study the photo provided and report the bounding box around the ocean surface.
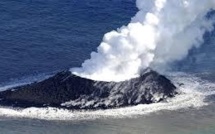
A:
[0,0,215,134]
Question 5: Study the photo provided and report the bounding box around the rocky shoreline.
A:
[0,69,177,110]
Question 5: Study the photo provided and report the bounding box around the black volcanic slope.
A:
[0,69,177,110]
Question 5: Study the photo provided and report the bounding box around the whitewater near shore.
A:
[0,0,215,133]
[0,72,214,121]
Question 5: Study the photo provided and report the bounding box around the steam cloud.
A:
[71,0,215,82]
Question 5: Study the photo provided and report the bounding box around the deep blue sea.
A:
[0,0,215,134]
[0,0,137,84]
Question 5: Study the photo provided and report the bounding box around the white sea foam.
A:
[0,73,214,121]
[0,74,52,92]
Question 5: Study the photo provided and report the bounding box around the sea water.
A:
[0,0,215,133]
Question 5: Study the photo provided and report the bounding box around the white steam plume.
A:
[71,0,215,82]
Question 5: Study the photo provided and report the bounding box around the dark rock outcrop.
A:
[0,69,177,109]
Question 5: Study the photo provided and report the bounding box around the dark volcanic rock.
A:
[0,69,177,109]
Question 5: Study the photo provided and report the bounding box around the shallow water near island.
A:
[0,72,215,134]
[0,104,215,134]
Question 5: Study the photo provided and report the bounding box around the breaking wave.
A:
[0,72,214,120]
